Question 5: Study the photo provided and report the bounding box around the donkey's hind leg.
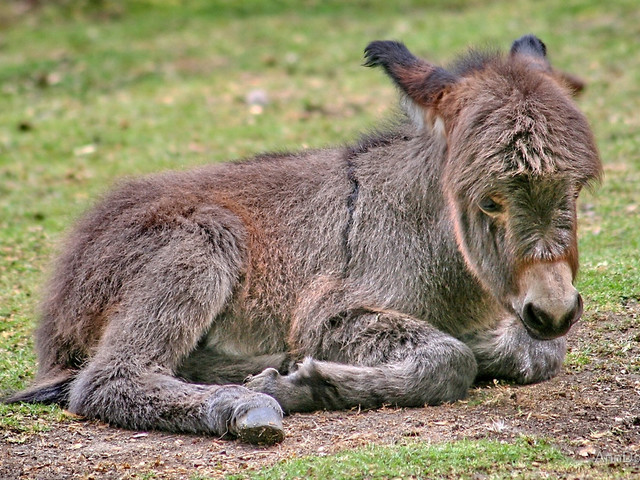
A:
[461,316,567,384]
[245,308,477,413]
[67,215,284,444]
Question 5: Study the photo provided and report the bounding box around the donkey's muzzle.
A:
[515,260,582,340]
[521,292,583,340]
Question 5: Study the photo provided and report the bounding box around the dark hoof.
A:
[234,406,285,445]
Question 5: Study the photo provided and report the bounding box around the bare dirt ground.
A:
[2,304,639,480]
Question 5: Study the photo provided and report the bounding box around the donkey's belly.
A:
[203,312,288,357]
[176,313,291,385]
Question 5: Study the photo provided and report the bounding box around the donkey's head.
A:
[365,35,602,340]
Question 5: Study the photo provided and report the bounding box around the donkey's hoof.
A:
[234,406,285,445]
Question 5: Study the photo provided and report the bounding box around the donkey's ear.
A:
[555,71,585,96]
[510,34,548,63]
[510,34,585,96]
[364,41,456,135]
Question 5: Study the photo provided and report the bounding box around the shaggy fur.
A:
[5,35,601,444]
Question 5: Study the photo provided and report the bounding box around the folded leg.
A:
[245,307,477,412]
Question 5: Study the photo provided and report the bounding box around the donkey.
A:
[6,35,601,445]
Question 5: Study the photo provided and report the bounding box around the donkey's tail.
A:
[3,369,75,406]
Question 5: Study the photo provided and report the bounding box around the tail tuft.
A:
[3,372,74,407]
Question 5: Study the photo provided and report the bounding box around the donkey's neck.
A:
[347,126,496,335]
[350,125,448,222]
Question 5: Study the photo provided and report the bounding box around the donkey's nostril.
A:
[522,302,549,333]
[570,294,584,326]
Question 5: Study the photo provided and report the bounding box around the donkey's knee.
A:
[419,336,477,404]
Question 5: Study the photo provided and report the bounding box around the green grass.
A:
[1,0,639,477]
[227,437,632,480]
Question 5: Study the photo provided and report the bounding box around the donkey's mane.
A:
[345,123,409,159]
[448,48,501,77]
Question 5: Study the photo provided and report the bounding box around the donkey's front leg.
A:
[461,316,567,384]
[245,309,477,413]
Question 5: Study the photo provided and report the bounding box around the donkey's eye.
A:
[478,197,503,215]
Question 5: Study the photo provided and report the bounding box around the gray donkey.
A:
[7,35,601,445]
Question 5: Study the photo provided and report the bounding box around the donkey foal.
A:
[6,35,601,444]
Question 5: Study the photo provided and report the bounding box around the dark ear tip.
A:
[510,34,547,58]
[363,40,412,68]
[363,40,386,67]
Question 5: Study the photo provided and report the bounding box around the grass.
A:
[0,0,639,478]
[227,437,633,480]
